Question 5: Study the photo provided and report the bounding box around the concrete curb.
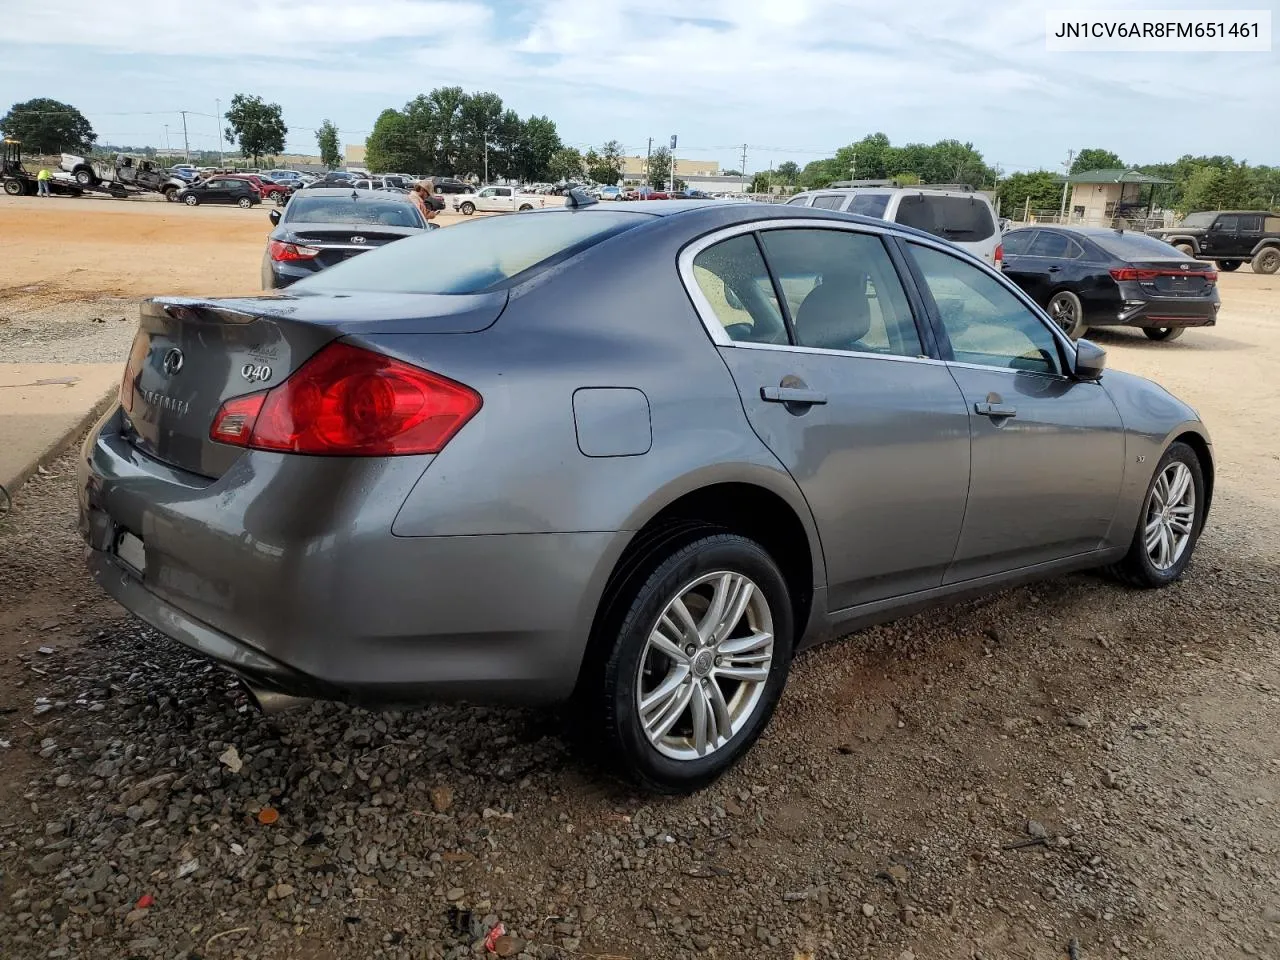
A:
[2,385,116,503]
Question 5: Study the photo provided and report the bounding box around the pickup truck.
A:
[60,152,188,200]
[453,185,546,215]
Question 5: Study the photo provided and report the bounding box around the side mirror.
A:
[268,209,281,225]
[1074,338,1106,381]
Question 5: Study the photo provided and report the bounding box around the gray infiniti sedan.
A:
[80,196,1213,792]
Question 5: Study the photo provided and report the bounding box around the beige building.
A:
[1063,169,1171,223]
[345,144,367,168]
[619,155,720,182]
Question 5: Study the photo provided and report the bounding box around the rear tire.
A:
[237,196,253,209]
[518,203,533,211]
[1218,260,1241,272]
[164,186,178,202]
[460,201,475,215]
[1143,326,1186,341]
[1107,442,1205,588]
[1174,243,1195,256]
[74,168,96,187]
[586,533,794,793]
[1252,247,1280,275]
[1047,289,1087,340]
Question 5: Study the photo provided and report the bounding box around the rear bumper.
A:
[79,407,626,704]
[1106,293,1219,329]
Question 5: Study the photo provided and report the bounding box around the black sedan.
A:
[1001,226,1220,342]
[262,188,428,289]
[176,176,260,208]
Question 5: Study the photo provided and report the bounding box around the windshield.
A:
[293,210,650,295]
[1178,212,1216,228]
[284,196,423,228]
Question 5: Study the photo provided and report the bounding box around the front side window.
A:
[479,188,497,198]
[759,229,921,357]
[1215,216,1239,232]
[691,235,787,344]
[908,243,1062,375]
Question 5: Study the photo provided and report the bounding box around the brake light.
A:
[1110,266,1215,283]
[1203,270,1218,283]
[993,243,1002,267]
[209,342,482,456]
[268,240,319,262]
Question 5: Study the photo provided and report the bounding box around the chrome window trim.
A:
[726,340,946,367]
[679,217,904,351]
[945,359,1072,382]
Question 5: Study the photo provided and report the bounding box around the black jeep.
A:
[1147,211,1280,275]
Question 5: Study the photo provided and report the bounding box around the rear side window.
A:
[1092,231,1190,260]
[294,210,650,295]
[846,193,890,218]
[811,195,844,210]
[895,195,995,242]
[785,196,811,206]
[691,235,787,344]
[1027,232,1083,259]
[1002,231,1035,255]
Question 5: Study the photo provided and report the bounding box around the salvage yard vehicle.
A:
[82,197,1213,793]
[1,138,83,197]
[261,188,428,288]
[454,185,546,214]
[60,152,189,200]
[1000,226,1220,341]
[1147,211,1280,275]
[174,176,260,208]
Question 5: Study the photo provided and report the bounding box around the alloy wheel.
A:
[1048,293,1080,336]
[635,571,774,761]
[1144,461,1195,571]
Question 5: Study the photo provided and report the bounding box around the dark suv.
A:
[1147,211,1280,275]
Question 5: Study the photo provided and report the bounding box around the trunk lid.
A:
[285,222,421,269]
[1128,259,1215,297]
[120,291,507,478]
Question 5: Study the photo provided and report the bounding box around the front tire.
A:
[590,533,794,793]
[3,179,22,196]
[1107,442,1205,588]
[183,194,199,206]
[460,201,475,215]
[1252,247,1280,275]
[164,186,178,202]
[1047,289,1087,339]
[1143,326,1185,341]
[1218,260,1241,272]
[74,168,96,187]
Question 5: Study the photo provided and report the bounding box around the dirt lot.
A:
[1,196,1278,960]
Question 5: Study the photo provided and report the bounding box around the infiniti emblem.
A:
[162,347,184,376]
[350,235,367,244]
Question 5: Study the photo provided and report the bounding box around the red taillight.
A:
[1203,270,1218,284]
[209,342,482,456]
[993,243,1002,266]
[1111,266,1215,283]
[268,240,319,262]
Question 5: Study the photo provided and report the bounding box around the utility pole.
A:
[645,137,652,185]
[164,125,172,157]
[483,122,490,184]
[669,134,677,192]
[1059,148,1075,220]
[740,143,748,180]
[180,110,191,162]
[215,99,224,166]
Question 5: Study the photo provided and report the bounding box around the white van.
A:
[785,186,1002,266]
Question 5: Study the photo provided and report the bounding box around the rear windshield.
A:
[1178,212,1216,228]
[1091,231,1188,260]
[895,194,995,242]
[293,210,650,295]
[285,196,423,228]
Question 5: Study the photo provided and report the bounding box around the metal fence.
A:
[1011,210,1175,232]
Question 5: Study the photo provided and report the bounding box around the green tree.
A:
[586,140,624,184]
[458,91,503,180]
[548,147,585,182]
[492,109,525,181]
[1071,148,1124,174]
[224,94,287,165]
[774,160,800,184]
[889,171,921,185]
[647,146,673,187]
[0,98,96,154]
[997,170,1063,217]
[365,108,420,174]
[315,119,341,169]
[519,115,561,182]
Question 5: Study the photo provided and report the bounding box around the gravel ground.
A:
[0,298,138,364]
[1,445,1278,960]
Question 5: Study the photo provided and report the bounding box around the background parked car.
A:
[1001,226,1220,341]
[1146,211,1280,275]
[261,188,427,288]
[176,177,260,208]
[426,176,476,195]
[224,174,288,200]
[453,185,546,214]
[785,186,1002,266]
[597,185,623,201]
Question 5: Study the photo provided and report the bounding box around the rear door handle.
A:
[1047,265,1062,273]
[761,386,827,405]
[975,401,1017,418]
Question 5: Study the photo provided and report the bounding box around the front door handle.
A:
[975,401,1017,418]
[761,386,827,405]
[1047,265,1062,273]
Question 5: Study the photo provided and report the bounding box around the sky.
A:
[1,0,1277,174]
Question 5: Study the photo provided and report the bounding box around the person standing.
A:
[410,181,443,224]
[36,167,51,197]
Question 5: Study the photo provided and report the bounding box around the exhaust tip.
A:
[241,680,311,715]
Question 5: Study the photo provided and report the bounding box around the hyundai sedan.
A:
[81,200,1212,792]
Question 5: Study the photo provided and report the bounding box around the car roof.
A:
[293,187,415,200]
[797,186,988,199]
